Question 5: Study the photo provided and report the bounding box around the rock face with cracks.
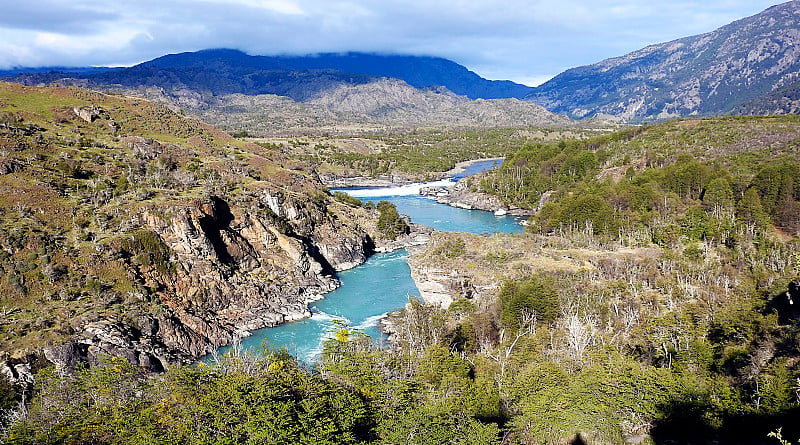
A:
[0,82,376,377]
[32,191,374,375]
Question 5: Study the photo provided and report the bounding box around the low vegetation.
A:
[2,85,799,444]
[257,127,599,180]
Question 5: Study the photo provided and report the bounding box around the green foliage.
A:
[737,187,769,228]
[432,237,467,258]
[499,275,560,330]
[376,200,409,241]
[703,177,734,211]
[120,229,174,275]
[8,351,374,444]
[333,191,365,208]
[534,192,619,236]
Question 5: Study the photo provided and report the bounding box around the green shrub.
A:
[376,201,409,240]
[499,275,560,330]
[120,229,174,275]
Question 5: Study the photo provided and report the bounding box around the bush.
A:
[499,275,560,330]
[120,229,174,274]
[333,191,364,208]
[376,201,409,240]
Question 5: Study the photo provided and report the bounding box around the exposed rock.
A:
[408,265,457,308]
[0,360,35,388]
[529,1,800,121]
[34,191,375,373]
[420,175,535,216]
[126,136,163,159]
[73,106,103,123]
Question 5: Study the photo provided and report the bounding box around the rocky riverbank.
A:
[420,174,535,216]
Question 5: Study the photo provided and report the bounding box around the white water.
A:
[341,179,455,198]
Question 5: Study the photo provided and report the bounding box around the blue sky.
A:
[0,0,786,86]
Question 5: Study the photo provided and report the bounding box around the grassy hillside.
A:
[0,82,378,370]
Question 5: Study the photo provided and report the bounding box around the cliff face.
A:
[0,82,375,377]
[39,192,373,375]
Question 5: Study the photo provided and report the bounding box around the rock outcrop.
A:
[420,175,534,216]
[37,191,375,372]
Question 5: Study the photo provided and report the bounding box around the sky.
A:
[0,0,787,86]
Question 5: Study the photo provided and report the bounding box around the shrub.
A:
[376,201,409,241]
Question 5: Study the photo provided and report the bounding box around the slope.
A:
[528,0,800,121]
[0,82,381,374]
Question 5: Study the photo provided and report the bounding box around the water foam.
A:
[335,179,455,198]
[309,308,349,324]
[354,313,388,331]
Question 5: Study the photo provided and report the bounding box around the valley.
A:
[1,1,800,444]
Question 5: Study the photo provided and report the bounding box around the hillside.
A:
[4,115,799,443]
[528,0,800,121]
[737,77,800,115]
[183,79,574,136]
[0,82,389,375]
[400,115,800,443]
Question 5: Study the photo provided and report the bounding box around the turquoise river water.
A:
[215,159,523,363]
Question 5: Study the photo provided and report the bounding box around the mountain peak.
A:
[529,0,800,121]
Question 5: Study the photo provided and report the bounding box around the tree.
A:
[737,187,768,228]
[703,177,734,216]
[499,276,559,331]
[376,201,409,240]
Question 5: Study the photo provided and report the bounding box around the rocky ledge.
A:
[420,175,534,216]
[374,223,433,253]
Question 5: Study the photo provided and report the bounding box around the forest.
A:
[2,115,800,444]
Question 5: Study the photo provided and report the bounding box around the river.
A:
[214,159,521,363]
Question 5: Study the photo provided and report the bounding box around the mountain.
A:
[11,49,534,102]
[141,78,573,136]
[0,66,116,78]
[528,0,800,121]
[7,49,564,135]
[735,77,800,114]
[123,49,536,100]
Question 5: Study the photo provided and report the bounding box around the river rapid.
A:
[214,159,522,363]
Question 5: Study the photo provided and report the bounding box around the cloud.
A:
[0,0,784,81]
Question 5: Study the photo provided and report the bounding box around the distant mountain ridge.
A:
[5,49,561,134]
[136,49,536,100]
[10,49,534,102]
[528,0,800,121]
[6,2,800,124]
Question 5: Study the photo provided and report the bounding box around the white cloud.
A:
[0,0,786,79]
[200,0,306,15]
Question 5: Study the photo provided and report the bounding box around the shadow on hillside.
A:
[651,400,800,445]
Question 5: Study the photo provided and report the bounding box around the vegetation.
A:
[2,84,800,444]
[375,201,409,241]
[262,128,598,180]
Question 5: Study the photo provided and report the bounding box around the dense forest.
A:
[2,109,800,444]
